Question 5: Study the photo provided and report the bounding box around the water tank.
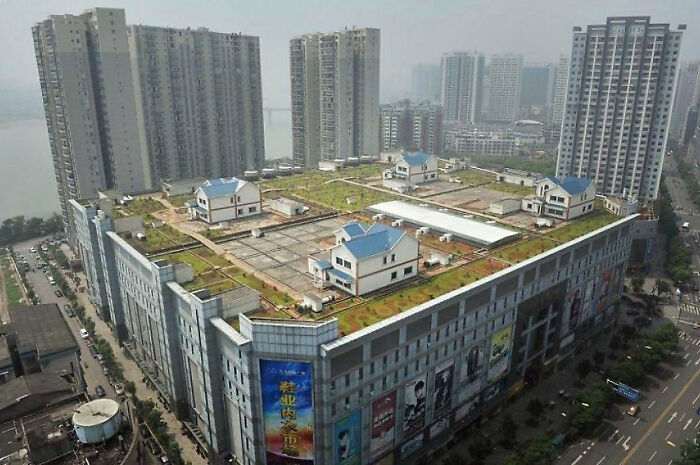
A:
[72,399,122,444]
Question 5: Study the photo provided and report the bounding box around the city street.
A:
[11,237,206,465]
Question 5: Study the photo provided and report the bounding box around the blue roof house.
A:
[189,177,262,224]
[532,176,596,220]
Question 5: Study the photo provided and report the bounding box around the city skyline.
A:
[2,0,699,109]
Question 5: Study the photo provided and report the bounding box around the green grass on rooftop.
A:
[233,273,293,307]
[484,182,534,197]
[126,224,194,254]
[463,257,510,276]
[544,210,619,243]
[298,181,395,211]
[120,198,166,216]
[451,169,494,186]
[190,247,232,268]
[493,237,559,264]
[1,255,23,306]
[166,194,194,208]
[160,250,211,273]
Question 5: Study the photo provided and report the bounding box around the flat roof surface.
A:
[4,304,78,356]
[72,399,120,426]
[370,200,520,247]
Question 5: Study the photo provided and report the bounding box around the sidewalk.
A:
[61,246,206,465]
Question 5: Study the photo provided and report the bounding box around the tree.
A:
[520,433,557,465]
[632,275,645,294]
[468,435,492,464]
[501,414,517,448]
[656,279,671,296]
[593,350,605,366]
[503,455,523,465]
[526,398,544,420]
[576,360,592,379]
[124,381,136,397]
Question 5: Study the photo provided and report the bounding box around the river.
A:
[0,115,292,222]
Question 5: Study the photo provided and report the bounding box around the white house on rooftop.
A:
[188,177,261,224]
[383,152,438,187]
[521,176,595,221]
[309,220,419,296]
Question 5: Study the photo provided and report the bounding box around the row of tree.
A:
[657,180,692,285]
[0,214,63,246]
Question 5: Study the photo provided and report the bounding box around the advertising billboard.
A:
[400,432,425,460]
[403,374,427,436]
[334,410,361,465]
[581,278,595,323]
[487,326,512,385]
[429,416,450,440]
[370,390,397,459]
[454,394,480,422]
[432,358,455,420]
[458,343,484,402]
[564,287,582,334]
[596,268,612,313]
[482,379,505,403]
[259,359,314,465]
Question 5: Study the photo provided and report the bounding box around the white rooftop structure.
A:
[369,200,520,248]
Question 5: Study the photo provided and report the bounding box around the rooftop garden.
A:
[484,182,534,197]
[233,272,293,307]
[544,209,619,243]
[451,169,494,186]
[117,198,167,216]
[124,224,195,254]
[297,181,395,211]
[165,194,194,208]
[492,236,559,264]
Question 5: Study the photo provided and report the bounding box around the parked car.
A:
[80,328,89,339]
[88,345,98,358]
[114,383,125,397]
[626,404,639,417]
[102,366,109,376]
[95,385,106,398]
[147,439,160,455]
[54,289,63,297]
[29,247,36,253]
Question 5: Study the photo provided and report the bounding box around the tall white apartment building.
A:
[412,102,443,155]
[486,54,523,122]
[550,55,570,143]
[440,52,484,123]
[379,101,442,155]
[290,28,380,168]
[669,61,700,141]
[556,17,684,201]
[32,8,148,236]
[128,26,265,185]
[380,102,413,151]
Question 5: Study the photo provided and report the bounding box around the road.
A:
[12,237,115,399]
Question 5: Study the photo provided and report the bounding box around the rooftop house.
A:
[383,152,438,190]
[522,176,595,221]
[188,177,262,224]
[309,221,419,296]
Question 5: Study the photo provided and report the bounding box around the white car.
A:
[80,328,89,339]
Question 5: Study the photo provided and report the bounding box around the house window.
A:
[343,260,352,269]
[237,208,243,215]
[404,266,413,275]
[391,271,397,280]
[230,197,234,204]
[336,257,343,266]
[383,256,387,264]
[391,254,395,262]
[248,206,256,213]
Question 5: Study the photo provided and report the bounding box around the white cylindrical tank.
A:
[72,399,122,444]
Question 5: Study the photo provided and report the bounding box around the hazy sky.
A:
[1,0,699,107]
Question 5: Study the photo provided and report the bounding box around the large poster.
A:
[259,359,314,465]
[458,343,484,402]
[429,416,450,440]
[596,268,612,313]
[565,288,582,334]
[370,390,397,459]
[454,395,480,422]
[487,326,513,385]
[433,358,455,420]
[482,379,505,403]
[581,278,595,323]
[334,410,361,465]
[400,432,425,460]
[403,374,427,436]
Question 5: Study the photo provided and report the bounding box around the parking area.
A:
[219,217,346,294]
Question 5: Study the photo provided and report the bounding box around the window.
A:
[404,266,413,276]
[248,206,257,213]
[391,271,397,280]
[237,208,243,215]
[383,256,387,264]
[336,257,343,265]
[343,260,352,269]
[391,254,396,262]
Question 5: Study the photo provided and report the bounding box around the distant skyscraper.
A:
[669,61,700,141]
[556,17,684,201]
[411,64,441,102]
[379,101,442,155]
[550,55,570,143]
[290,28,380,167]
[128,26,265,184]
[33,8,148,237]
[486,54,523,122]
[520,65,551,107]
[440,52,484,124]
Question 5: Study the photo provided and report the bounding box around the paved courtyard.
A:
[219,217,345,294]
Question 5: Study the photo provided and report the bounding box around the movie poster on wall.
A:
[403,374,427,436]
[564,287,582,334]
[458,343,484,402]
[400,432,425,460]
[370,390,397,459]
[334,410,361,465]
[455,394,481,422]
[596,268,612,313]
[259,359,314,465]
[432,358,455,420]
[429,416,450,440]
[581,278,595,323]
[487,326,513,384]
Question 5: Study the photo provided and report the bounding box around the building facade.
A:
[556,17,684,201]
[486,54,523,123]
[550,55,570,145]
[127,26,265,185]
[440,52,484,123]
[412,64,441,102]
[71,194,635,465]
[32,8,149,238]
[290,28,380,167]
[380,101,442,155]
[669,61,700,141]
[443,127,517,157]
[380,102,413,152]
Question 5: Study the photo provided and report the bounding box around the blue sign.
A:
[616,382,640,402]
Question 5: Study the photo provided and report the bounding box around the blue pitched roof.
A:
[547,176,593,196]
[400,152,433,166]
[199,177,245,198]
[314,259,332,270]
[342,224,405,260]
[328,267,354,282]
[340,221,367,238]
